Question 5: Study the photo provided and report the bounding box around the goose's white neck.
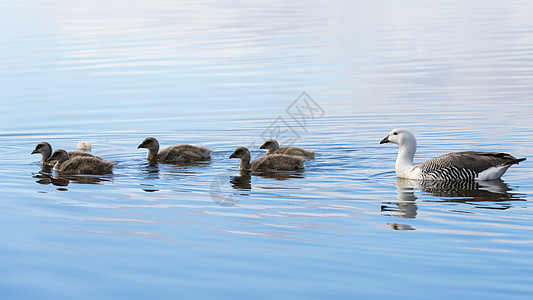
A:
[395,138,417,178]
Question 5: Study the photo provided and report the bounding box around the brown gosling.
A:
[137,137,211,163]
[229,146,305,172]
[259,139,314,158]
[32,141,99,167]
[48,149,114,175]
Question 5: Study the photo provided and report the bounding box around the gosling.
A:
[48,149,114,175]
[259,139,314,158]
[229,146,305,172]
[137,137,211,163]
[32,141,99,167]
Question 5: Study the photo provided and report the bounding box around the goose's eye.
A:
[393,132,398,135]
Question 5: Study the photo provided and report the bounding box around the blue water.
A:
[1,0,533,299]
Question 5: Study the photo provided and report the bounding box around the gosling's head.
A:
[229,147,251,160]
[32,141,52,156]
[48,149,70,163]
[380,128,417,147]
[138,137,160,150]
[259,139,280,151]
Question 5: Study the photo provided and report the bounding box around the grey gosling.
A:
[32,141,98,167]
[137,137,211,163]
[48,149,114,174]
[229,146,305,172]
[259,139,314,158]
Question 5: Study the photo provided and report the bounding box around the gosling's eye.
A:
[393,132,398,135]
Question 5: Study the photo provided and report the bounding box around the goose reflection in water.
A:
[255,170,305,181]
[33,170,113,187]
[141,161,161,180]
[230,170,252,190]
[228,169,305,193]
[209,171,251,207]
[34,170,69,187]
[227,170,305,194]
[213,169,305,207]
[383,178,525,230]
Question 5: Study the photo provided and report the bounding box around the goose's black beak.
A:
[259,144,266,149]
[380,136,390,144]
[137,143,145,149]
[229,153,235,159]
[31,149,38,154]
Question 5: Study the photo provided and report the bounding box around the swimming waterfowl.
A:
[229,146,305,172]
[137,137,211,163]
[32,141,98,167]
[380,128,526,181]
[48,149,114,174]
[259,139,315,158]
[77,141,92,152]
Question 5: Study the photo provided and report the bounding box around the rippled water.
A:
[2,0,533,299]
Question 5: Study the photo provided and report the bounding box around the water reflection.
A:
[209,169,305,207]
[33,168,113,187]
[383,178,525,230]
[139,160,212,189]
[400,178,524,204]
[210,172,250,207]
[230,170,252,190]
[254,170,305,181]
[141,161,160,180]
[34,169,70,187]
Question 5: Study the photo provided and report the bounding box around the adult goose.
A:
[380,128,526,181]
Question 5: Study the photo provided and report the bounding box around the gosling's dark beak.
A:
[380,136,390,144]
[31,149,38,154]
[229,153,235,159]
[259,144,266,149]
[137,143,145,149]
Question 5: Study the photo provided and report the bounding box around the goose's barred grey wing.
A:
[418,151,526,180]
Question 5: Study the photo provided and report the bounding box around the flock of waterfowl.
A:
[31,136,315,175]
[31,128,526,181]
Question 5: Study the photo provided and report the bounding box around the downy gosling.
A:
[229,146,305,172]
[259,139,314,158]
[48,149,114,175]
[137,137,211,163]
[32,141,99,167]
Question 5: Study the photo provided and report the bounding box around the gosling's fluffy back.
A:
[159,144,212,163]
[56,156,115,174]
[269,147,315,158]
[260,139,314,158]
[251,154,305,172]
[138,137,211,163]
[50,149,114,175]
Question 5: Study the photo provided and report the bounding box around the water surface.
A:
[1,0,533,299]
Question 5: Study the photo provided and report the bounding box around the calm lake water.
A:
[1,0,533,299]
